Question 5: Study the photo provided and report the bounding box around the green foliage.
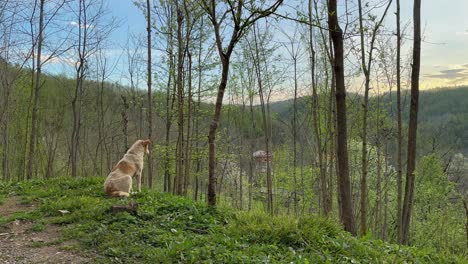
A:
[1,177,465,263]
[411,154,466,254]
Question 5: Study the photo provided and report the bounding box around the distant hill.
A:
[268,86,468,155]
[389,86,468,155]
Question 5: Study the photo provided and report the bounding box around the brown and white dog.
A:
[104,139,151,197]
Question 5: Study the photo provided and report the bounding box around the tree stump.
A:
[109,202,138,215]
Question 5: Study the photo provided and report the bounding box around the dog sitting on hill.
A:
[104,139,151,197]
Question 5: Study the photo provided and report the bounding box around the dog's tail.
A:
[109,191,130,198]
[105,184,130,198]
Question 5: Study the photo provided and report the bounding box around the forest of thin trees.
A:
[1,0,467,254]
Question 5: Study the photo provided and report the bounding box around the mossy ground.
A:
[0,177,465,263]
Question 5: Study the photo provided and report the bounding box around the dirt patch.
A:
[0,197,91,264]
[0,196,36,218]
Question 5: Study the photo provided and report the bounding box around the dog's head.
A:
[141,139,151,154]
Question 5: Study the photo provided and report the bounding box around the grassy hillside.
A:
[0,177,465,263]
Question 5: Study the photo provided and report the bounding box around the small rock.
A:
[58,210,70,215]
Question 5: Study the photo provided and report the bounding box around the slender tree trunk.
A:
[382,180,389,241]
[395,0,404,243]
[27,0,44,180]
[175,1,185,195]
[357,0,369,235]
[315,0,335,215]
[327,0,357,236]
[292,53,298,215]
[252,24,274,215]
[0,64,11,180]
[121,95,129,151]
[71,0,87,178]
[208,57,230,206]
[382,142,390,241]
[248,91,255,211]
[309,0,329,216]
[204,0,282,207]
[193,17,203,200]
[146,0,154,188]
[98,61,106,176]
[2,124,9,181]
[401,0,421,245]
[23,5,38,180]
[239,86,247,210]
[357,0,392,235]
[164,10,174,192]
[375,145,383,235]
[184,50,193,196]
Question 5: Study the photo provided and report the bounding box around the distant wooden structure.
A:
[253,150,272,173]
[253,150,272,163]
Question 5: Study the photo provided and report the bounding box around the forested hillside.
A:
[401,86,468,155]
[271,86,468,155]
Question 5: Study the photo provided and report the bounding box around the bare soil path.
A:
[0,197,90,264]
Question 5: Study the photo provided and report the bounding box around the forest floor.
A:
[0,196,90,264]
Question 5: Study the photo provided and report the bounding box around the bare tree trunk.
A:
[71,0,87,178]
[175,0,185,195]
[327,0,357,236]
[2,124,9,181]
[292,44,298,215]
[121,95,129,151]
[184,50,193,196]
[238,81,247,210]
[252,24,274,215]
[203,0,282,207]
[382,141,390,241]
[27,0,44,180]
[97,54,107,176]
[146,0,154,188]
[395,0,404,243]
[193,17,203,200]
[375,145,382,235]
[357,0,392,235]
[401,0,421,245]
[382,180,389,241]
[164,6,175,193]
[207,57,229,206]
[248,89,255,211]
[309,0,329,216]
[357,0,369,235]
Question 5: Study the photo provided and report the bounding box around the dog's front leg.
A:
[136,170,142,193]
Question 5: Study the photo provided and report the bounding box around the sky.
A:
[44,0,468,92]
[404,0,468,88]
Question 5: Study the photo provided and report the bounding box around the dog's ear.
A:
[142,139,151,154]
[142,139,151,146]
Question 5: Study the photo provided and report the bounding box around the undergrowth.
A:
[0,177,466,263]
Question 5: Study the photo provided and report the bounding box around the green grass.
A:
[0,177,466,263]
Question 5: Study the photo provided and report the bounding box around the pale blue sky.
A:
[407,0,468,88]
[46,0,468,90]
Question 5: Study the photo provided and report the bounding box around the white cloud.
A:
[42,54,76,66]
[69,21,95,29]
